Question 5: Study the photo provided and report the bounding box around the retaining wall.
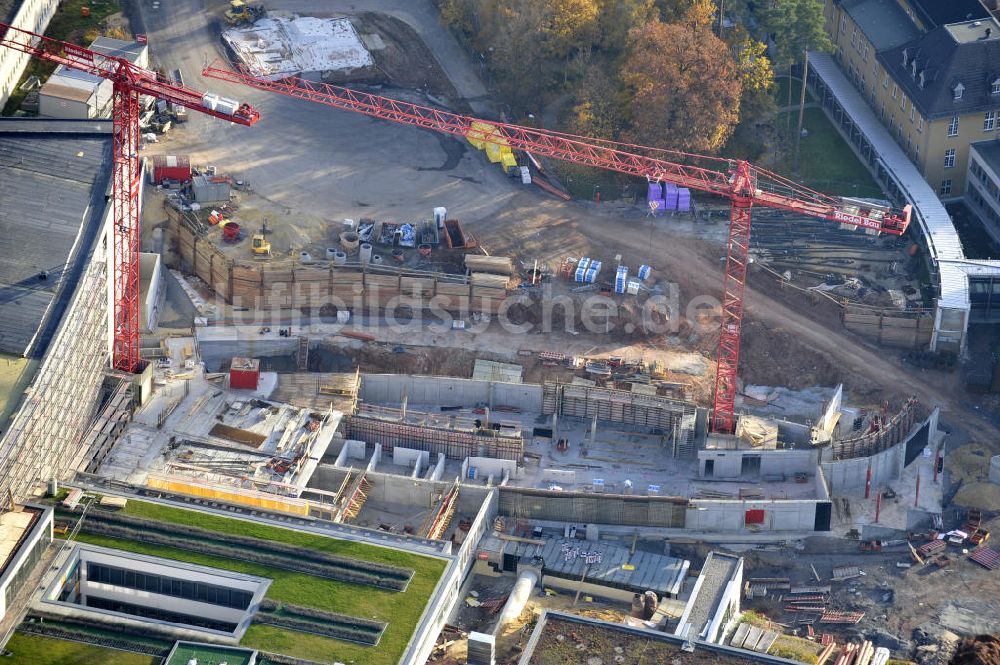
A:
[167,207,506,314]
[360,374,543,412]
[820,407,939,494]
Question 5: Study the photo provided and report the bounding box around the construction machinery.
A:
[251,230,272,257]
[0,24,260,372]
[203,61,911,434]
[225,0,264,27]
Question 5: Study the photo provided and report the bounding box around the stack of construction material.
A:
[735,415,778,449]
[465,255,513,275]
[470,273,508,311]
[614,265,629,294]
[638,264,652,280]
[467,120,517,172]
[467,631,496,665]
[575,257,591,282]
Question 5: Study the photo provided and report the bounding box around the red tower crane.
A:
[203,61,911,434]
[0,24,260,373]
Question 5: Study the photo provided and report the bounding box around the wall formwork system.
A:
[0,255,110,501]
[830,398,924,460]
[345,416,524,462]
[497,487,688,527]
[543,383,697,456]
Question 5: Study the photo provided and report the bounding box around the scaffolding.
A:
[346,415,523,461]
[0,255,111,501]
[422,481,459,541]
[336,472,371,523]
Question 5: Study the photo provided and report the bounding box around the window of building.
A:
[910,106,915,122]
[948,116,959,136]
[902,48,909,67]
[906,135,912,153]
[892,84,898,100]
[888,116,894,131]
[992,78,1000,95]
[863,42,869,62]
[986,111,996,132]
[915,146,920,163]
[872,61,878,77]
[901,96,906,111]
[851,27,858,48]
[880,102,886,121]
[917,116,924,132]
[944,149,956,168]
[840,15,847,34]
[954,83,964,100]
[940,180,952,195]
[883,73,889,89]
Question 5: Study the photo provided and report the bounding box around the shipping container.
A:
[229,357,260,390]
[150,154,192,184]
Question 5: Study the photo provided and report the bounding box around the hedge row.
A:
[258,599,386,634]
[253,612,382,646]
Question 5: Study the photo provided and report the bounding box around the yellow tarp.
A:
[146,474,310,516]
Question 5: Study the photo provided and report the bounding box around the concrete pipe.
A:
[333,251,347,266]
[340,231,360,252]
[497,570,538,630]
[325,247,338,261]
[360,243,373,265]
[299,251,312,264]
[371,254,384,266]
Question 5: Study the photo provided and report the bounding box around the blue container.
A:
[590,260,602,275]
[584,267,598,283]
[638,265,651,281]
[468,466,478,479]
[646,182,663,202]
[574,265,588,282]
[664,183,679,210]
[578,257,591,270]
[614,266,628,294]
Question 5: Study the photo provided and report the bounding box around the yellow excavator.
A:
[251,219,271,257]
[225,0,264,27]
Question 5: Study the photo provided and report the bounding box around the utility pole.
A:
[794,50,810,172]
[717,0,725,39]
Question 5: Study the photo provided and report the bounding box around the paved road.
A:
[136,0,513,223]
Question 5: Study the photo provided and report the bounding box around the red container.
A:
[745,509,766,525]
[151,155,192,184]
[229,357,260,390]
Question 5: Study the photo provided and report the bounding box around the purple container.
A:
[646,182,663,202]
[677,188,691,212]
[664,183,678,211]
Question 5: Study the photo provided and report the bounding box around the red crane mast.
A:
[0,23,260,373]
[203,61,910,434]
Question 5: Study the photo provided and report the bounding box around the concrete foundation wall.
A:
[498,488,687,528]
[821,436,904,494]
[685,499,819,532]
[394,447,429,472]
[361,374,542,412]
[468,457,518,481]
[698,449,817,479]
[197,337,299,372]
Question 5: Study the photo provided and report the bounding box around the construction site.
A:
[0,0,999,665]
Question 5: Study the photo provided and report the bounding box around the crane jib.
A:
[832,210,885,230]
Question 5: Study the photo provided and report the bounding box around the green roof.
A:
[165,641,256,665]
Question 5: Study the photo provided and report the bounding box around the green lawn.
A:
[775,107,883,198]
[73,500,447,665]
[2,0,123,115]
[3,633,158,665]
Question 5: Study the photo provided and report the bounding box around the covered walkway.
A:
[807,52,1000,350]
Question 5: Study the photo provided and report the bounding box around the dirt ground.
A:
[946,442,1000,511]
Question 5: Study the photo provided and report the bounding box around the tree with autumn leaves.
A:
[439,0,782,157]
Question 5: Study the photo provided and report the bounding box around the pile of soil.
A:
[951,635,1000,665]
